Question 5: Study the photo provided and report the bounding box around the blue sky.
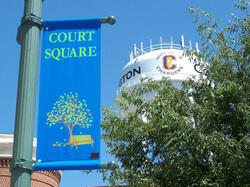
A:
[0,0,235,186]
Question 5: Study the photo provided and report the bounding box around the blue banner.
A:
[35,18,101,171]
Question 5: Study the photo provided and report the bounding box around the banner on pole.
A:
[35,18,101,171]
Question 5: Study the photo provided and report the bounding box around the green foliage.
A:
[100,0,249,186]
[46,92,93,130]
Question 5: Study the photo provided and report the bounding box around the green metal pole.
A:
[10,0,42,186]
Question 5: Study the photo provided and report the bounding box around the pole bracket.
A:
[9,158,34,172]
[17,13,43,45]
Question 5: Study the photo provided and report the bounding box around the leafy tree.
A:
[100,0,249,186]
[46,92,93,149]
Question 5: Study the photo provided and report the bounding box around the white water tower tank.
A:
[117,36,200,96]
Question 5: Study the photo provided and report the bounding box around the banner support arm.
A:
[100,161,119,170]
[101,16,116,25]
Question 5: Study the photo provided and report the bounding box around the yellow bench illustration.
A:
[53,135,94,149]
[70,135,94,147]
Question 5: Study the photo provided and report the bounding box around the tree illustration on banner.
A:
[46,92,94,149]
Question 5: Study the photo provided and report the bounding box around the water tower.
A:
[117,36,200,95]
[115,36,201,153]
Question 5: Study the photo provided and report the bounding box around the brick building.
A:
[0,133,62,187]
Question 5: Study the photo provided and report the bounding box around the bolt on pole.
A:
[10,0,42,186]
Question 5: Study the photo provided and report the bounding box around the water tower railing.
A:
[134,42,190,57]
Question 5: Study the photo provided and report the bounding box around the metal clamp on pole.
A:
[9,158,34,172]
[17,13,43,45]
[101,16,116,25]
